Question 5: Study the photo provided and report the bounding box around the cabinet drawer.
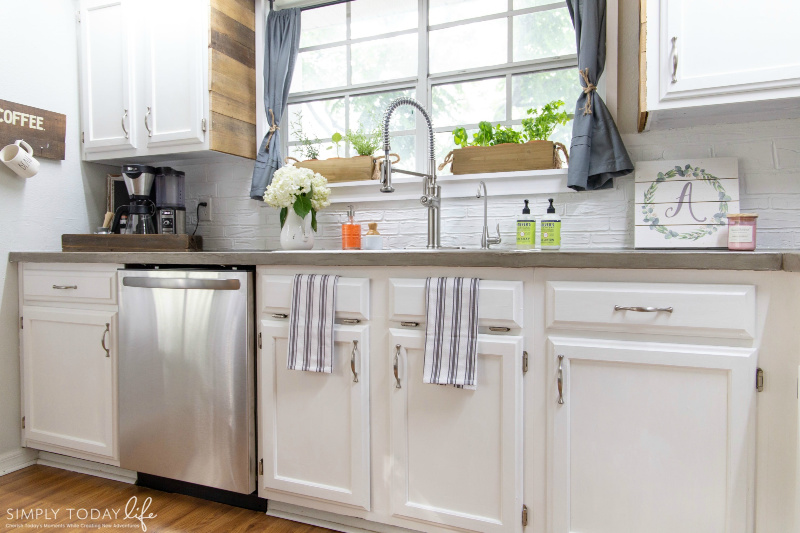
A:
[23,265,119,305]
[259,275,369,321]
[546,281,756,339]
[389,278,524,329]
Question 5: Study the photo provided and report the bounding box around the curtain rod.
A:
[269,0,355,12]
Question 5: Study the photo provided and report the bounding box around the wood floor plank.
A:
[0,465,334,533]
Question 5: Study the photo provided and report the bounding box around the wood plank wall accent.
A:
[209,0,257,160]
[0,99,67,160]
[637,0,648,133]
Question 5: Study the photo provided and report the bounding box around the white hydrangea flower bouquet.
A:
[263,165,331,231]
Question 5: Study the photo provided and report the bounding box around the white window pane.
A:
[512,68,575,119]
[430,19,507,74]
[429,0,506,25]
[351,34,418,84]
[432,78,506,127]
[299,4,346,48]
[434,131,463,176]
[288,99,345,144]
[292,47,346,92]
[351,0,418,39]
[388,134,416,171]
[351,90,415,133]
[514,0,564,8]
[513,8,575,62]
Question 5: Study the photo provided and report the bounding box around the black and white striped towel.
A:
[287,274,340,373]
[423,277,480,389]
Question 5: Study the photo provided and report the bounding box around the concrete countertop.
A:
[8,249,800,271]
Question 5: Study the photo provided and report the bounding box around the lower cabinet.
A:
[548,336,758,533]
[389,328,524,533]
[258,319,371,511]
[22,306,118,460]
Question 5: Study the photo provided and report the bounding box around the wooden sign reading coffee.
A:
[0,99,66,160]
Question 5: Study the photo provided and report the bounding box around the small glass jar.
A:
[727,213,758,251]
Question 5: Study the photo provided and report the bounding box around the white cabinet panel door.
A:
[549,336,757,533]
[259,320,370,511]
[140,0,206,147]
[389,329,523,533]
[657,0,800,103]
[22,307,117,459]
[79,0,136,153]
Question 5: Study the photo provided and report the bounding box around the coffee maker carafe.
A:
[112,165,157,234]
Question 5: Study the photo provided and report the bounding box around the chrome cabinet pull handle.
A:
[393,344,401,389]
[271,313,288,319]
[144,106,153,137]
[489,326,511,332]
[614,305,673,313]
[351,340,359,383]
[101,323,110,358]
[52,285,77,290]
[671,36,678,83]
[557,355,564,405]
[400,321,419,328]
[121,109,129,139]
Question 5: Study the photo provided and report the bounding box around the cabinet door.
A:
[140,0,206,147]
[22,306,117,459]
[79,0,136,153]
[658,0,800,104]
[258,320,370,510]
[389,329,523,533]
[549,336,757,533]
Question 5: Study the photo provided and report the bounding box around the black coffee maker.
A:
[112,165,157,234]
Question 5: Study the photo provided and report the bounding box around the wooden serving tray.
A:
[62,234,203,252]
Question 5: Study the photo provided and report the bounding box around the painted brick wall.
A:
[184,117,800,251]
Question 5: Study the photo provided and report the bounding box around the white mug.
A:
[0,140,40,178]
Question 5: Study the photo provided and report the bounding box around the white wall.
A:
[0,0,111,458]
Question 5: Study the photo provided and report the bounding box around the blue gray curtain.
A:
[250,8,301,199]
[566,0,633,191]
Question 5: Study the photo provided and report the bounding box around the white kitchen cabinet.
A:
[78,0,256,162]
[389,328,524,533]
[258,319,371,510]
[548,336,757,533]
[643,0,800,129]
[22,306,118,460]
[78,0,136,153]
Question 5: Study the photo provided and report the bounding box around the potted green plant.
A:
[440,100,571,174]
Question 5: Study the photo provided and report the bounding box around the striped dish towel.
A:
[423,277,480,389]
[287,274,340,373]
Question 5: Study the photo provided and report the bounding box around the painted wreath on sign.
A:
[641,165,731,241]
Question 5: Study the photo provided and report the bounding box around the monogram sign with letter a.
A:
[634,158,740,249]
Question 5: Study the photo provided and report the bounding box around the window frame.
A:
[256,0,619,196]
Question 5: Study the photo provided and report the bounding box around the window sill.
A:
[327,168,572,204]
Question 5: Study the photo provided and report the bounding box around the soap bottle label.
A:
[516,220,535,247]
[541,220,561,247]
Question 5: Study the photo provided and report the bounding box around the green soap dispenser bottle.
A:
[540,198,561,250]
[516,199,535,250]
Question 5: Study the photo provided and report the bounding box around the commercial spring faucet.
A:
[379,97,441,249]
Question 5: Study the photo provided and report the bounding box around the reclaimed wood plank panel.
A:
[211,92,256,125]
[210,111,257,159]
[210,50,256,109]
[0,99,66,160]
[211,0,255,31]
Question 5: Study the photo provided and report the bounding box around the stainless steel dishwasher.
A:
[118,269,255,494]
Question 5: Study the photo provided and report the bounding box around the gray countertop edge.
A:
[7,250,796,271]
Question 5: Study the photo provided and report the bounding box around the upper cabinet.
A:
[78,0,257,163]
[641,0,800,130]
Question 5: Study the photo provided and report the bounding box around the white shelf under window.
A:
[327,168,572,204]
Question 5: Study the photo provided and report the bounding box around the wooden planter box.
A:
[444,141,567,175]
[287,156,375,183]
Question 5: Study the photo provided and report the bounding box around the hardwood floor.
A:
[0,465,333,532]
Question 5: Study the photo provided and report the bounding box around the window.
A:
[285,0,577,175]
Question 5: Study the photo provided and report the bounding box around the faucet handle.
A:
[380,156,394,193]
[489,223,502,245]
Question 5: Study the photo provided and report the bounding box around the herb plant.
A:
[291,111,321,160]
[327,132,343,157]
[451,99,571,148]
[344,126,382,156]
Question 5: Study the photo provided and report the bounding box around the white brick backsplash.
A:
[187,118,800,251]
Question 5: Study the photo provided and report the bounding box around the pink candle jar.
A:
[727,213,758,251]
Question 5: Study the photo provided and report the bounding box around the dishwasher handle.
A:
[122,277,241,290]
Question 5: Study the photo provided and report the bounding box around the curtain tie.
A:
[579,68,597,116]
[265,108,280,153]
